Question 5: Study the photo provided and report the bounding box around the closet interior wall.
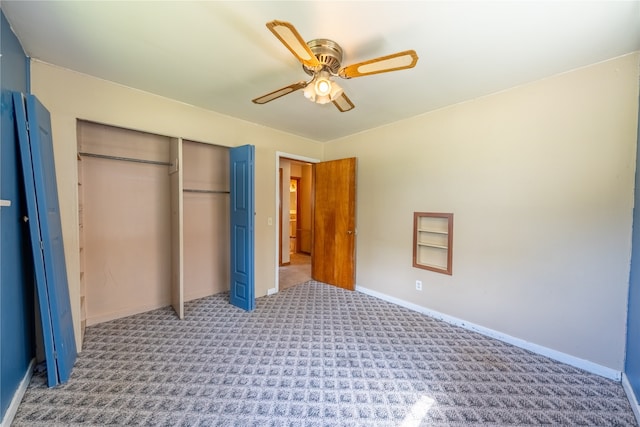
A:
[182,140,230,301]
[77,121,172,326]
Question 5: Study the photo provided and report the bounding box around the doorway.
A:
[276,154,317,292]
[274,153,358,294]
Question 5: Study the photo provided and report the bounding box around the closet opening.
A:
[77,121,173,327]
[77,121,231,329]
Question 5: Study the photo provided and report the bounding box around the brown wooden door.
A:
[312,157,356,290]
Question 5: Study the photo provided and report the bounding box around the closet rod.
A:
[183,189,230,194]
[78,152,172,167]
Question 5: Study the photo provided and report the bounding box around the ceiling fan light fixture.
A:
[303,83,316,101]
[314,71,332,96]
[329,82,344,101]
[315,78,331,96]
[315,95,332,105]
[304,71,344,105]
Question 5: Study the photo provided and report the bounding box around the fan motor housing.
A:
[303,39,343,75]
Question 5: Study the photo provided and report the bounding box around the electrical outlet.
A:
[416,280,422,291]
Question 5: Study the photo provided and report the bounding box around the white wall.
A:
[30,60,323,350]
[324,53,640,371]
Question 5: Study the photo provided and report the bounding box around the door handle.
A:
[0,199,11,208]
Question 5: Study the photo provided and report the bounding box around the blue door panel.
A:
[234,226,247,272]
[12,92,58,386]
[229,145,255,311]
[233,165,247,210]
[626,102,640,402]
[25,94,77,384]
[234,281,247,300]
[13,92,77,386]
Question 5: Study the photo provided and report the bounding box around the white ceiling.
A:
[2,1,639,142]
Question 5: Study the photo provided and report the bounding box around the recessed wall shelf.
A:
[413,212,453,275]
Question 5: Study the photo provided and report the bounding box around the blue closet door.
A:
[13,93,76,386]
[229,145,255,311]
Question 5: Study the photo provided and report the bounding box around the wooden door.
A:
[312,157,357,290]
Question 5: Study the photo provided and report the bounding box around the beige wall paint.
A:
[324,53,640,371]
[30,61,323,350]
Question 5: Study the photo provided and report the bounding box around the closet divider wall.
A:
[77,121,230,327]
[169,137,184,319]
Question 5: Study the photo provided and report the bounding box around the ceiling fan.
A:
[252,20,419,112]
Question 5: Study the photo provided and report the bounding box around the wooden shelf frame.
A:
[413,212,453,275]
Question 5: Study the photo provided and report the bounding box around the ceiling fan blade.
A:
[266,20,321,69]
[338,50,418,79]
[332,92,355,112]
[252,81,308,104]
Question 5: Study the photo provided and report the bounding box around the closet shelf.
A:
[78,151,171,167]
[418,261,447,270]
[417,242,448,250]
[417,228,448,234]
[183,188,230,194]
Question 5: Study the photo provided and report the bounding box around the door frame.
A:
[278,168,284,267]
[273,152,319,295]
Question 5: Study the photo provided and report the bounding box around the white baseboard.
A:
[356,285,621,381]
[1,358,35,427]
[622,373,640,425]
[267,287,277,296]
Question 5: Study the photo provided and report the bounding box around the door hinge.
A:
[40,241,44,251]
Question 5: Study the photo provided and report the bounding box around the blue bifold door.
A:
[229,145,255,311]
[13,93,76,387]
